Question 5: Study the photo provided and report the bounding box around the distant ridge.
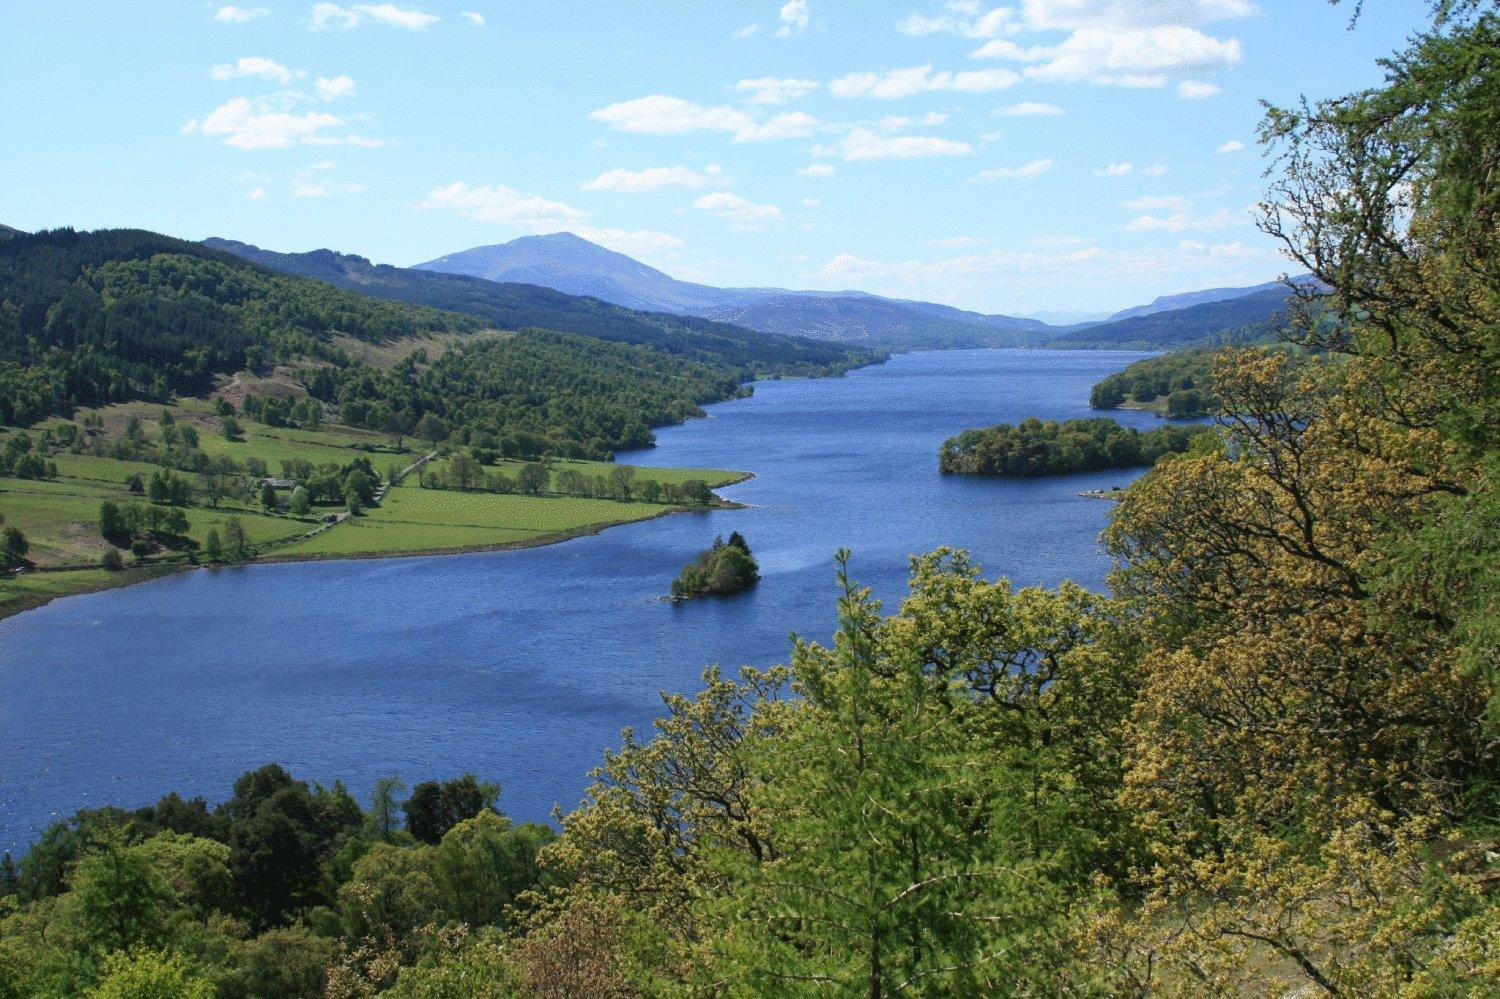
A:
[203,237,871,375]
[0,223,25,241]
[1104,280,1291,322]
[415,232,1049,350]
[1048,285,1304,349]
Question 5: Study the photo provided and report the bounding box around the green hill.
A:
[202,238,877,377]
[0,228,479,426]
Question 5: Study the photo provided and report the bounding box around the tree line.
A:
[939,415,1213,476]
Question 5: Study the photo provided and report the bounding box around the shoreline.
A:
[0,478,755,624]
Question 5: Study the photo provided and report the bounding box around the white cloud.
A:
[1094,161,1133,176]
[692,191,784,223]
[209,56,295,85]
[583,165,725,193]
[1125,206,1241,231]
[195,97,345,149]
[979,26,1241,87]
[736,23,761,38]
[1018,0,1258,31]
[801,163,836,177]
[1178,79,1220,99]
[801,196,822,207]
[973,158,1053,180]
[247,185,267,198]
[590,95,817,143]
[899,4,1016,38]
[1141,163,1168,175]
[1032,234,1087,246]
[421,181,587,225]
[314,75,356,101]
[736,111,820,141]
[877,112,950,131]
[461,11,484,26]
[830,64,1019,99]
[813,128,973,161]
[309,3,438,30]
[996,101,1064,116]
[735,76,820,104]
[777,0,810,36]
[818,231,1268,309]
[215,6,270,23]
[1216,139,1245,153]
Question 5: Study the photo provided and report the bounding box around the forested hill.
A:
[0,228,480,425]
[203,238,876,377]
[1047,284,1296,348]
[0,224,24,241]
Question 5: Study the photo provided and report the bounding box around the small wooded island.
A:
[939,416,1214,476]
[671,532,759,598]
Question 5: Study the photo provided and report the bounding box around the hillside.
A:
[1101,279,1288,322]
[1044,285,1296,349]
[415,232,1048,349]
[203,238,872,376]
[0,227,479,426]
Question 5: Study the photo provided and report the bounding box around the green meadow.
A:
[0,399,746,619]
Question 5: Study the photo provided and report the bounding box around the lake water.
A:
[0,349,1171,852]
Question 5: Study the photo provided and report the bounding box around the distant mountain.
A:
[1047,286,1301,349]
[0,224,25,241]
[1027,308,1113,326]
[1101,276,1327,323]
[415,232,1049,349]
[204,238,872,377]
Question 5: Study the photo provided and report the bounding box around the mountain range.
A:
[208,229,1306,352]
[414,233,1050,350]
[202,237,864,376]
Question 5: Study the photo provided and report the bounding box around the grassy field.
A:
[421,455,746,492]
[280,484,681,558]
[0,398,747,619]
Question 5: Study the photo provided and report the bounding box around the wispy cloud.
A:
[995,101,1064,116]
[813,128,972,161]
[830,64,1018,99]
[215,5,270,23]
[583,165,726,193]
[735,76,820,104]
[309,3,438,31]
[777,0,810,37]
[692,191,784,224]
[972,158,1053,180]
[591,95,818,143]
[209,56,296,85]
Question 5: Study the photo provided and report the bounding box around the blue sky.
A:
[1,1,1423,316]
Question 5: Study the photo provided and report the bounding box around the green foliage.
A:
[670,533,759,598]
[86,949,214,999]
[0,228,478,424]
[326,329,754,460]
[403,775,498,845]
[939,415,1213,476]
